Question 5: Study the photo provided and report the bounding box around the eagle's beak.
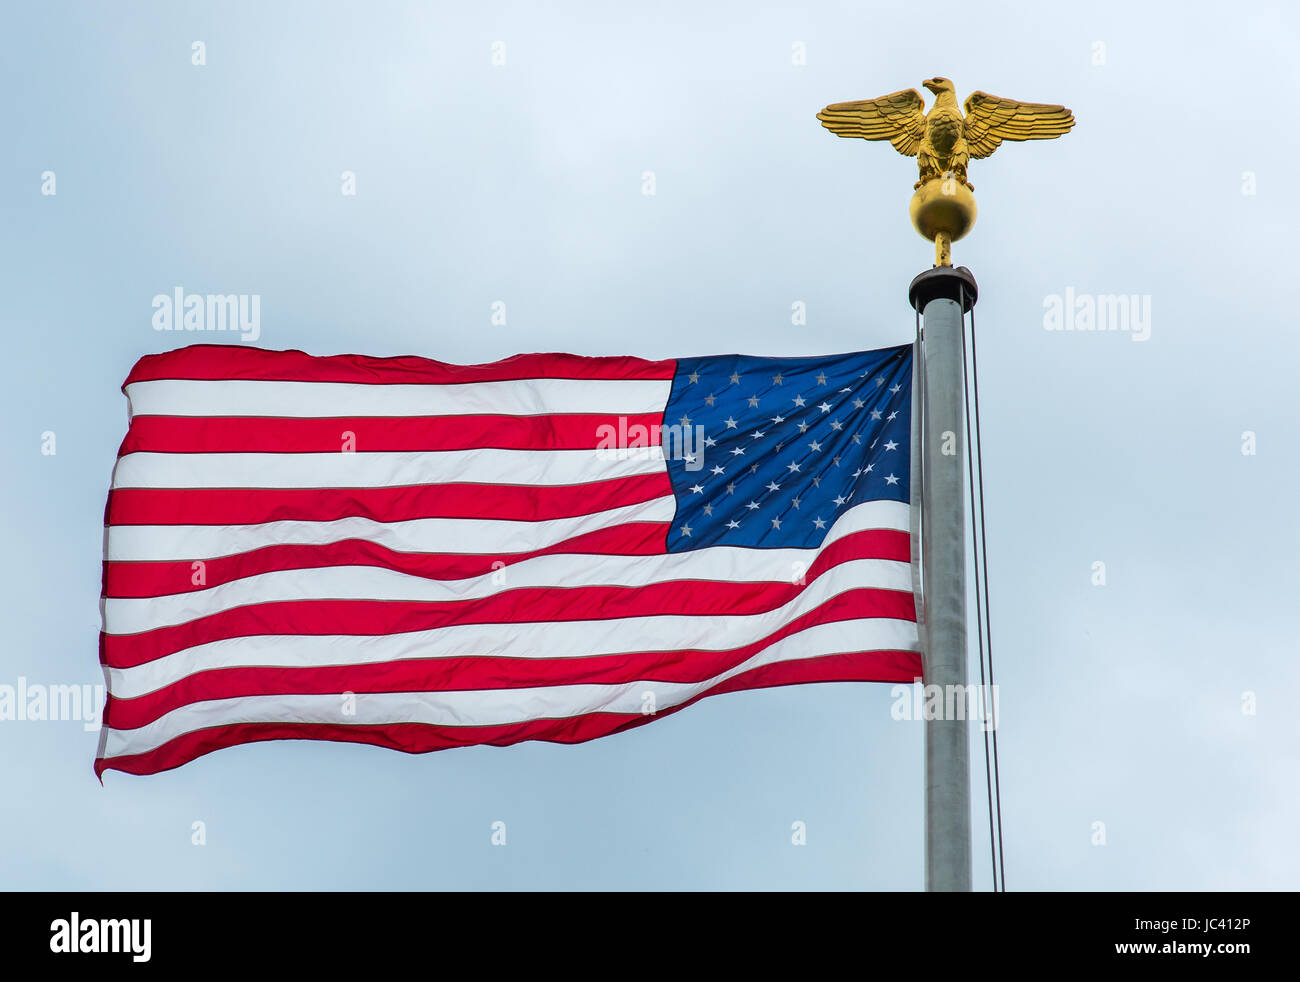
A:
[922,80,940,93]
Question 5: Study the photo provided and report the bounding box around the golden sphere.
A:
[909,179,977,244]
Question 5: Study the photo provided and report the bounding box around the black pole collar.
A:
[908,266,978,313]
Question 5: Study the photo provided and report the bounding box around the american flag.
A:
[96,343,920,777]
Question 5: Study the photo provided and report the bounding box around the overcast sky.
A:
[2,0,1297,890]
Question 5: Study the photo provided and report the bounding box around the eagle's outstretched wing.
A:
[816,89,926,156]
[962,91,1075,159]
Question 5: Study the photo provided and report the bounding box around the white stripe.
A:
[105,501,910,632]
[107,557,910,634]
[106,494,678,562]
[112,446,667,490]
[125,377,672,418]
[101,618,916,758]
[109,551,913,698]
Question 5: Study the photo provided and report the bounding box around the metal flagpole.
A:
[910,266,977,891]
[816,74,1073,891]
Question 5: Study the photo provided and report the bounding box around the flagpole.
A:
[817,75,1072,892]
[911,265,977,891]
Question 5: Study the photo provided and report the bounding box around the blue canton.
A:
[663,344,912,551]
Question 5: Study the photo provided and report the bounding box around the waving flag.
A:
[97,344,920,777]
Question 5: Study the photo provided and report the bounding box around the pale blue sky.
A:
[2,0,1296,890]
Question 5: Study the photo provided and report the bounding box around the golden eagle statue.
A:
[817,77,1074,265]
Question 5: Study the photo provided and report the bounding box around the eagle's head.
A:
[922,77,955,95]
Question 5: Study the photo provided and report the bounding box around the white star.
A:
[865,463,874,472]
[730,371,741,385]
[770,415,785,425]
[791,496,801,509]
[887,410,898,421]
[704,436,717,447]
[723,416,738,429]
[870,409,883,420]
[684,454,696,464]
[830,418,843,431]
[816,372,828,385]
[811,476,822,487]
[702,503,714,516]
[731,447,745,456]
[890,383,902,394]
[792,395,806,407]
[765,481,781,492]
[884,440,898,451]
[787,461,801,473]
[813,517,826,530]
[885,473,900,485]
[853,398,865,409]
[833,495,846,506]
[852,468,863,478]
[704,393,716,407]
[710,465,725,475]
[750,429,765,439]
[771,517,782,530]
[817,402,832,413]
[745,500,760,511]
[797,421,810,433]
[679,414,692,426]
[875,377,885,386]
[772,373,784,386]
[747,395,760,407]
[832,455,842,466]
[690,484,704,494]
[726,519,740,529]
[839,386,851,393]
[725,482,736,494]
[688,371,700,384]
[808,440,822,452]
[852,434,862,444]
[679,523,692,536]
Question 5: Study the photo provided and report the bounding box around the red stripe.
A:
[104,589,913,729]
[95,650,923,777]
[117,413,665,455]
[105,472,671,528]
[124,346,677,387]
[103,522,675,598]
[102,539,914,668]
[103,585,914,669]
